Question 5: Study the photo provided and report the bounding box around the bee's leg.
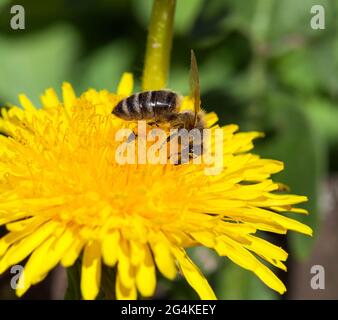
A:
[189,152,196,159]
[166,130,179,143]
[166,135,171,144]
[175,154,183,165]
[127,131,137,143]
[168,152,183,165]
[169,145,190,165]
[166,131,181,165]
[188,143,195,159]
[188,142,203,159]
[147,121,160,127]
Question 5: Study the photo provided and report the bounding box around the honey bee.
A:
[112,50,205,159]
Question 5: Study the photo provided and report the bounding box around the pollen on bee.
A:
[114,120,224,175]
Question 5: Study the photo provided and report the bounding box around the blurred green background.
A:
[0,0,337,300]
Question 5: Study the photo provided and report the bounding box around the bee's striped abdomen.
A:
[112,90,179,121]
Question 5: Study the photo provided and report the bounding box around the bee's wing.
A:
[190,50,201,125]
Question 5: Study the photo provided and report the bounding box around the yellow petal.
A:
[61,237,85,267]
[81,240,101,300]
[255,264,286,294]
[40,88,60,108]
[215,236,286,294]
[172,247,216,300]
[215,236,262,272]
[245,235,288,262]
[191,231,215,248]
[270,214,313,236]
[130,240,145,266]
[16,236,55,297]
[62,82,76,109]
[18,94,36,113]
[102,231,119,267]
[263,257,287,271]
[151,241,176,280]
[0,221,57,274]
[117,238,134,288]
[136,245,156,297]
[115,272,137,300]
[117,72,133,96]
[0,218,47,256]
[16,226,68,297]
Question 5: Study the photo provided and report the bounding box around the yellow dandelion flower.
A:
[0,73,312,300]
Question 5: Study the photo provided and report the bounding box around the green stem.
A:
[142,0,176,91]
[251,0,274,46]
[249,0,274,101]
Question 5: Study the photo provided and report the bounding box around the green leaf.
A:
[214,260,277,300]
[170,44,235,95]
[274,49,319,94]
[268,0,335,40]
[0,0,9,10]
[175,0,204,35]
[75,40,135,93]
[198,0,336,53]
[225,0,335,39]
[130,0,152,29]
[305,97,338,145]
[274,36,338,96]
[0,24,80,106]
[311,37,338,96]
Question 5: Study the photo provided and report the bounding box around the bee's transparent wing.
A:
[190,50,201,125]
